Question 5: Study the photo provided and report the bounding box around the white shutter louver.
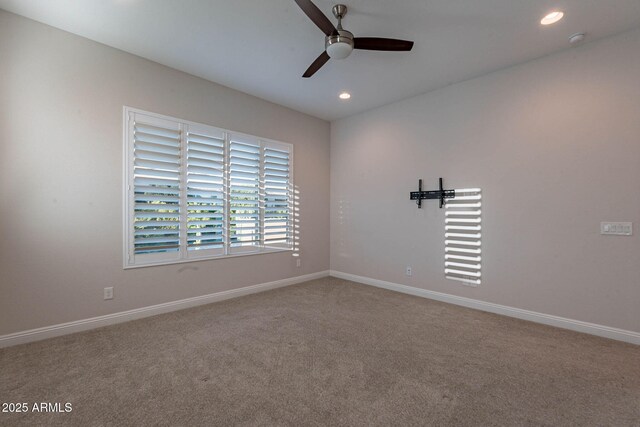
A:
[186,127,225,256]
[263,145,292,249]
[131,117,182,259]
[229,139,261,252]
[445,188,482,286]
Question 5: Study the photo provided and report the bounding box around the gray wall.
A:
[0,11,330,335]
[331,29,640,333]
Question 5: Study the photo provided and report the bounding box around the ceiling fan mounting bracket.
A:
[332,4,348,20]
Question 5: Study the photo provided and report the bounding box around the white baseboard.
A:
[0,270,329,349]
[330,270,640,345]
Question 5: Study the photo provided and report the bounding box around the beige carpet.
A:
[1,277,638,426]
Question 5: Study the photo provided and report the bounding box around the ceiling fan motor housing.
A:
[326,29,354,59]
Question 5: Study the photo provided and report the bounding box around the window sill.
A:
[123,247,293,270]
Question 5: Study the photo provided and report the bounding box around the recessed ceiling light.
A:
[339,92,351,100]
[541,11,564,25]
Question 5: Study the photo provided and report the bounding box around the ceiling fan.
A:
[294,0,414,78]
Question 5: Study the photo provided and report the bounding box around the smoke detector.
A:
[569,33,586,45]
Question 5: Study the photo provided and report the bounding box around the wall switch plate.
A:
[405,266,412,277]
[104,287,114,300]
[601,222,633,236]
[296,258,301,268]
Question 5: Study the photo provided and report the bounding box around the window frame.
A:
[123,107,294,269]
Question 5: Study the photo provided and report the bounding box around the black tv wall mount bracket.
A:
[410,178,455,208]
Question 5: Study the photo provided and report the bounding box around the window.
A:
[124,108,293,268]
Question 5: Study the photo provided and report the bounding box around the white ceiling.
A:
[2,0,640,121]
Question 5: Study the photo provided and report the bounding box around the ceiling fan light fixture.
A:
[327,41,353,59]
[325,30,354,59]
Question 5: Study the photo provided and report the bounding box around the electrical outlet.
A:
[104,287,114,300]
[405,266,412,277]
[296,258,301,268]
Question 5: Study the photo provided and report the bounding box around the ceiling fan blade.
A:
[302,51,330,78]
[294,0,337,36]
[353,37,414,51]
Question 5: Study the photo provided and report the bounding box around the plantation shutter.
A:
[186,125,226,257]
[229,138,261,253]
[263,143,293,249]
[125,108,294,268]
[129,113,182,264]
